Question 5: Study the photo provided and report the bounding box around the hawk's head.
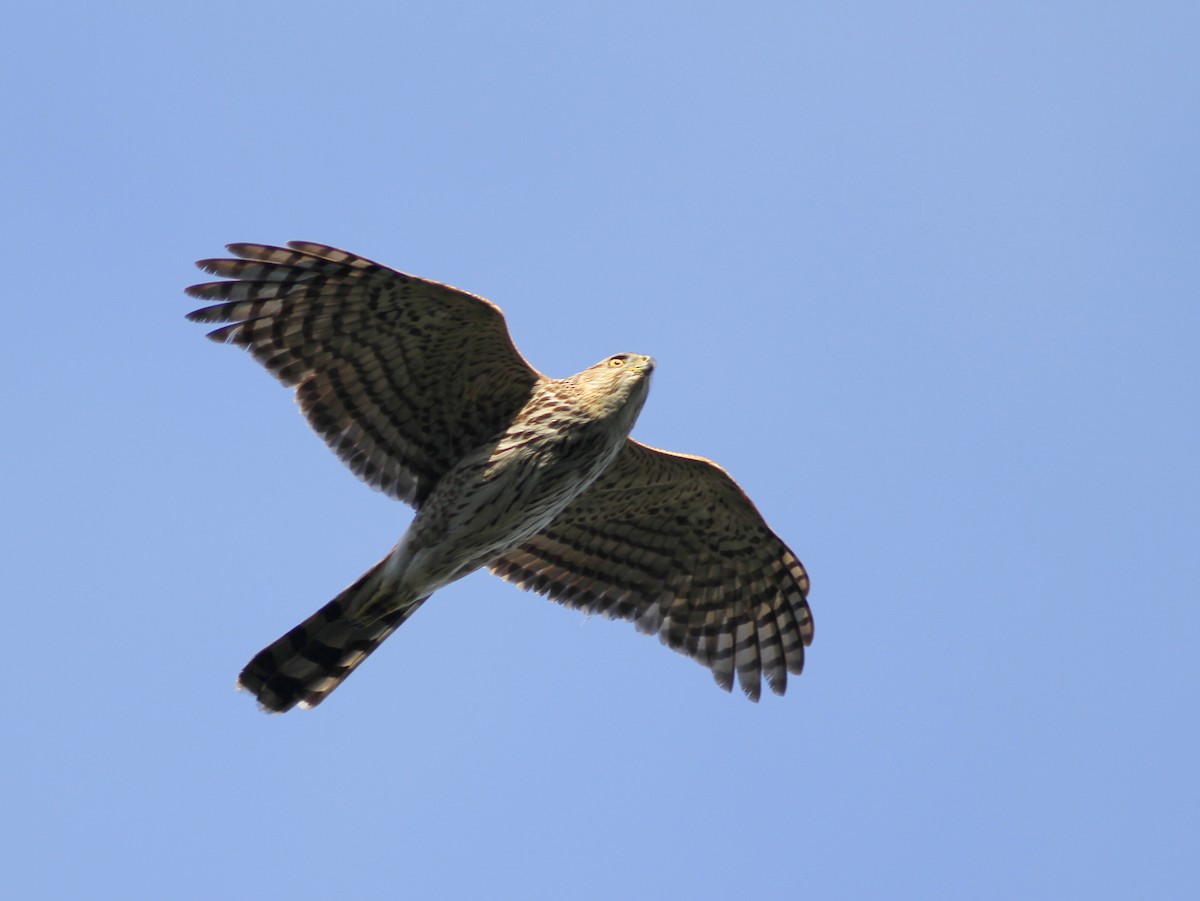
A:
[573,353,655,427]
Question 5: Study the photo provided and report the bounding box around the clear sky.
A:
[3,2,1197,898]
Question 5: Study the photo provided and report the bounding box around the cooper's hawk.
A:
[187,242,813,711]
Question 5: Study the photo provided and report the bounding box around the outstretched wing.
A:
[489,440,813,700]
[186,242,541,508]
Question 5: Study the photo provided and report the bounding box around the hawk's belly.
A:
[393,426,625,597]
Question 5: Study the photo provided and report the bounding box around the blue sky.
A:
[3,2,1197,898]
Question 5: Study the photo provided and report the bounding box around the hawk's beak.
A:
[637,355,656,373]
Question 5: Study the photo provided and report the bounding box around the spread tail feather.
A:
[237,558,428,713]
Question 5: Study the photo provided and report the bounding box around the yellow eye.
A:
[609,357,625,367]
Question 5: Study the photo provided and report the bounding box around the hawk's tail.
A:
[237,559,428,713]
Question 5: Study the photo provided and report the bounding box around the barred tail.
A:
[237,559,428,713]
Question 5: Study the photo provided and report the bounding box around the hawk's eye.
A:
[608,357,625,367]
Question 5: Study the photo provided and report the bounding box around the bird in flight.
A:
[186,242,812,711]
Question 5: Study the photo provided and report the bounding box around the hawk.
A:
[186,242,813,711]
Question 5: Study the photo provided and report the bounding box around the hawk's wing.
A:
[489,440,813,700]
[186,242,541,508]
